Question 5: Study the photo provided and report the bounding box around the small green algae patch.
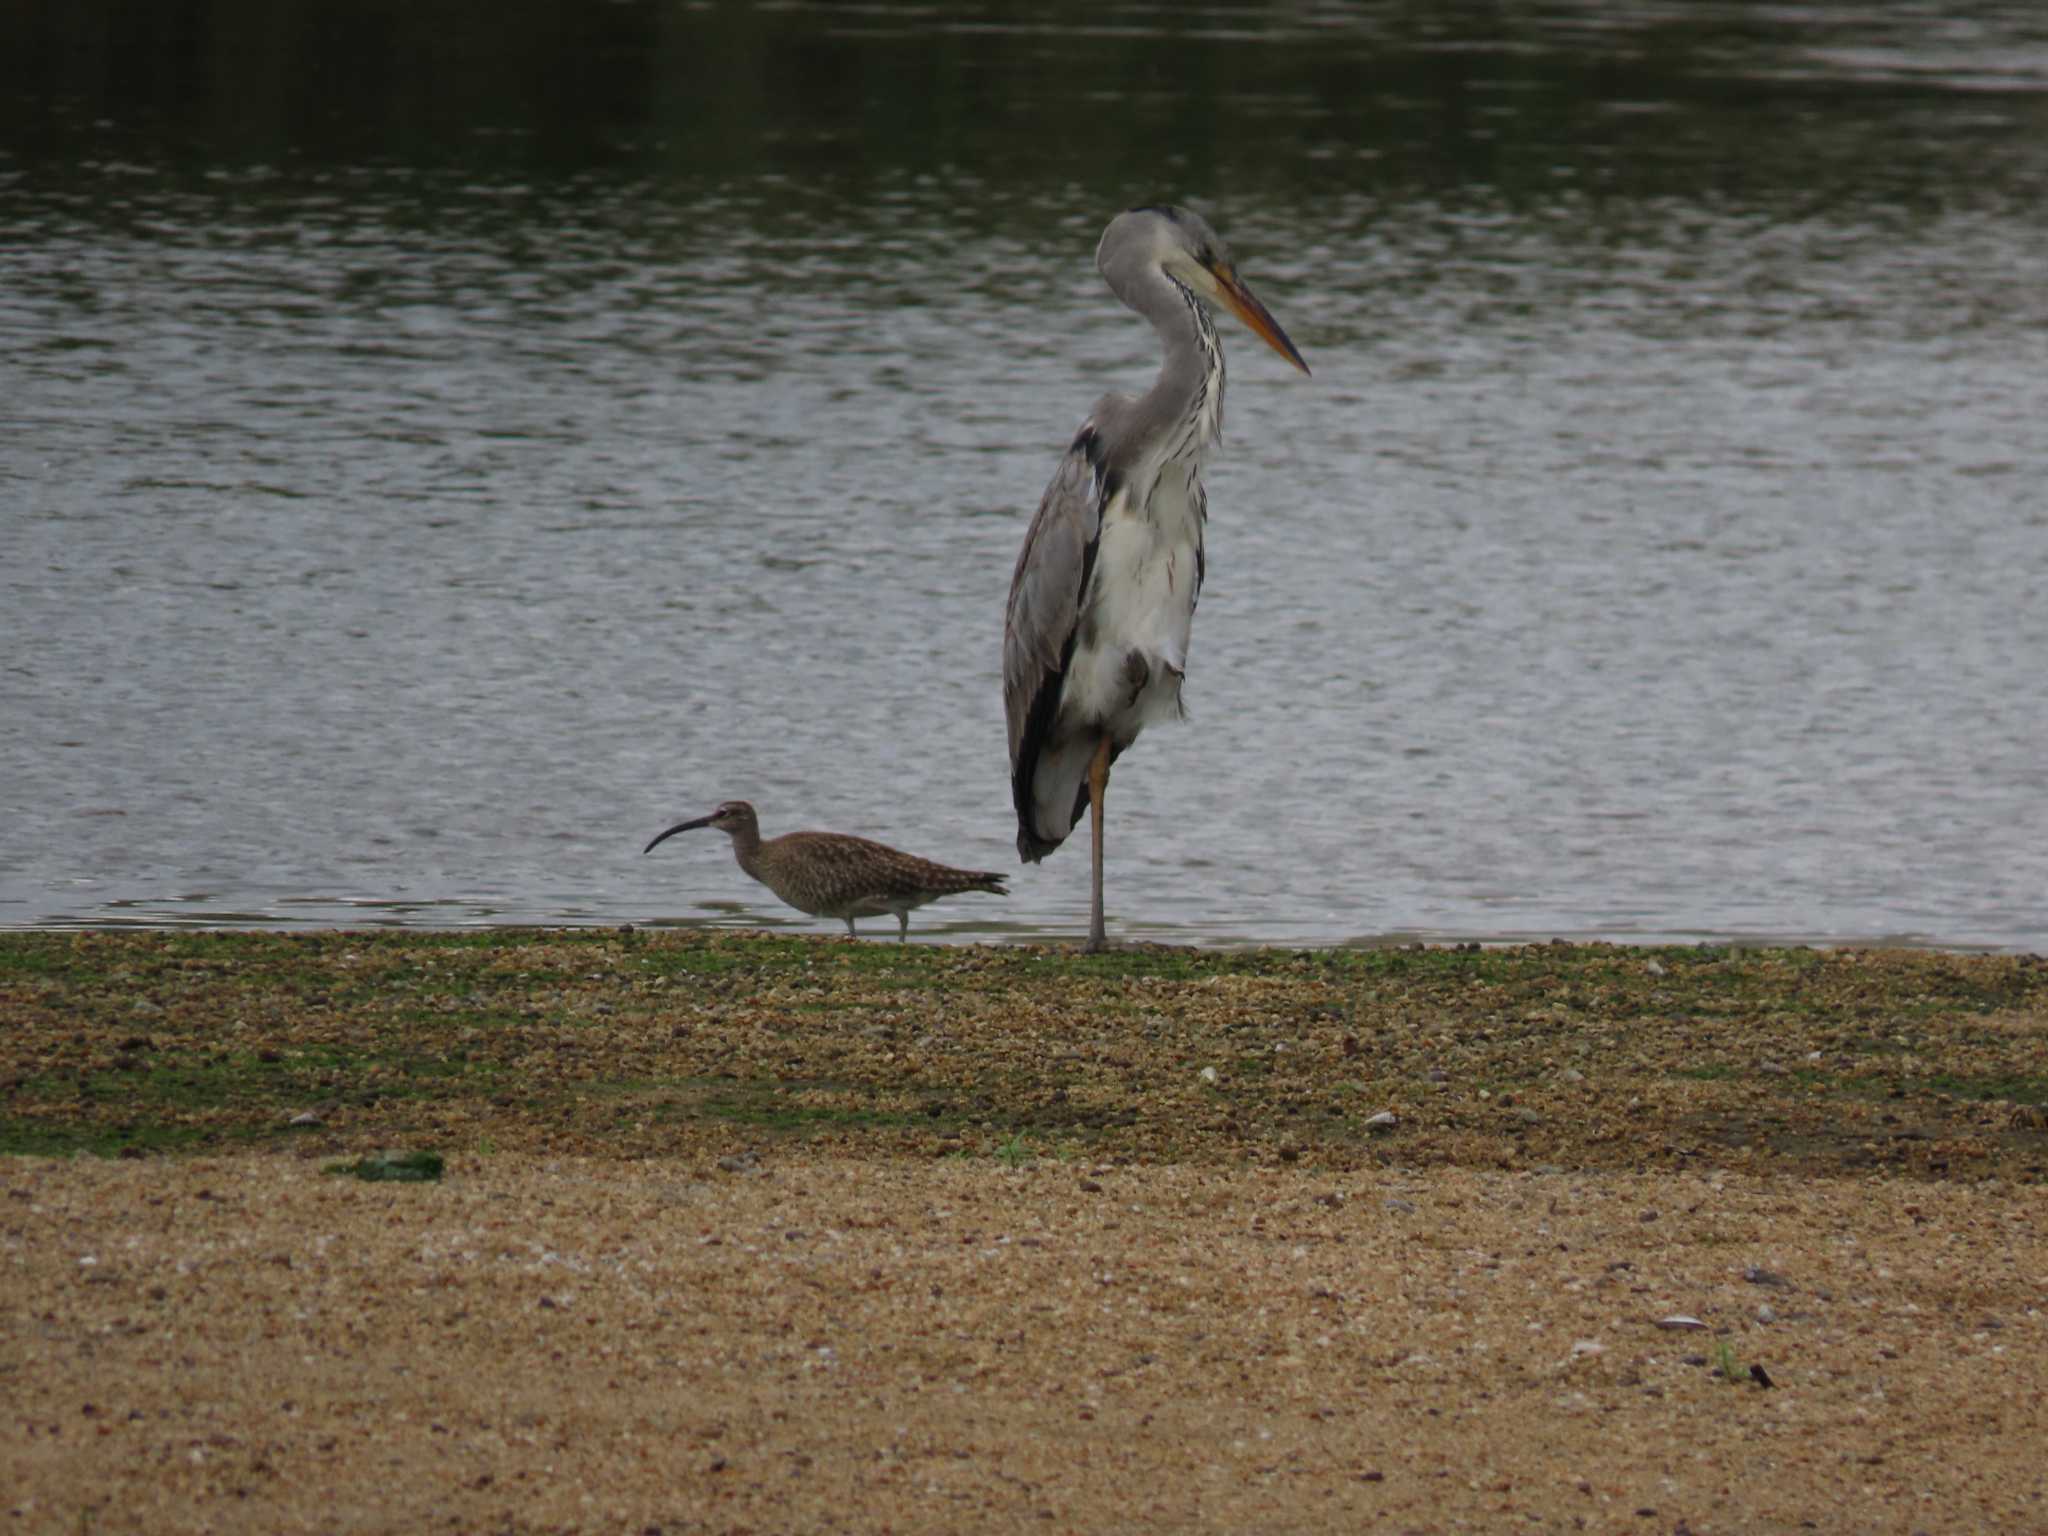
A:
[326,1149,445,1182]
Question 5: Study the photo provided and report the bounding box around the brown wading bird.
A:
[643,800,1007,941]
[1003,206,1310,951]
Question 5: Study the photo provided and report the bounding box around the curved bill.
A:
[1211,264,1311,377]
[643,815,714,855]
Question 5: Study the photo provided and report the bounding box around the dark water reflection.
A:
[4,2,2046,946]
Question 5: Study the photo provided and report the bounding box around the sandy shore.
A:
[7,1150,2045,1533]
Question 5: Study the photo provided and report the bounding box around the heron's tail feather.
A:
[1017,827,1063,864]
[1014,734,1130,865]
[1014,731,1095,863]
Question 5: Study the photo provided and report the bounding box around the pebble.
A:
[1656,1315,1707,1331]
[1363,1111,1398,1133]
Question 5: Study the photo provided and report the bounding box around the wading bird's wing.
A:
[1004,423,1111,862]
[775,832,1006,915]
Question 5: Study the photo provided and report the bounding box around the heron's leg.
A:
[1086,734,1112,953]
[844,917,857,940]
[897,911,909,943]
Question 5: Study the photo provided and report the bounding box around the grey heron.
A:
[1002,205,1310,951]
[644,800,1008,941]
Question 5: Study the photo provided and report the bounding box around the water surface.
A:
[4,2,2046,947]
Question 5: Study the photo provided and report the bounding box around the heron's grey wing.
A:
[1003,425,1109,857]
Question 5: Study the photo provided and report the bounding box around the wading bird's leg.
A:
[897,911,909,943]
[1086,734,1112,953]
[844,917,858,940]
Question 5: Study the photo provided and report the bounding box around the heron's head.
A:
[643,799,758,854]
[1098,205,1310,376]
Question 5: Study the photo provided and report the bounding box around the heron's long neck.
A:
[1136,274,1226,466]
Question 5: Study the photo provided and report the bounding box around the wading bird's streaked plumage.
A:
[643,800,1007,941]
[1003,205,1310,951]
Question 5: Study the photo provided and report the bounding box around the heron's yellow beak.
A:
[1210,263,1311,377]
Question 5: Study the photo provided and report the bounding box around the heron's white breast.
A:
[1060,471,1204,735]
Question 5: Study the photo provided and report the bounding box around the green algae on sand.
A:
[2,930,2044,1179]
